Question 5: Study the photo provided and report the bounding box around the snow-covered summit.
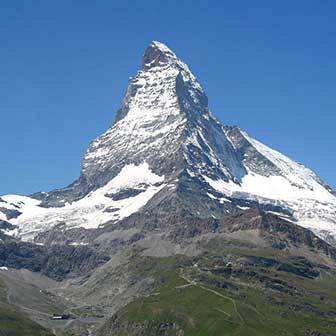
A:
[82,41,207,190]
[142,41,178,69]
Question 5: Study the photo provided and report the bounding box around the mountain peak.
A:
[142,41,178,69]
[11,41,335,247]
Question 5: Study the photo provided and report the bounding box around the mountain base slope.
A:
[97,242,336,336]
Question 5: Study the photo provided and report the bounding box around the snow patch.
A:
[204,172,335,203]
[102,162,164,192]
[2,163,165,239]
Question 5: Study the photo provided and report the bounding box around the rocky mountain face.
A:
[1,41,335,245]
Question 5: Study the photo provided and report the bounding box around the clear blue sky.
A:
[1,1,335,195]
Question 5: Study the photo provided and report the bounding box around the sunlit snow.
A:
[1,163,165,240]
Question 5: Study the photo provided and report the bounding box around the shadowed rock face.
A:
[142,41,177,69]
[0,220,17,231]
[0,240,110,280]
[0,207,21,220]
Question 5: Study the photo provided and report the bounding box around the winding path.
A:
[179,272,244,323]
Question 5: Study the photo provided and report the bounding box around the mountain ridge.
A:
[0,40,335,245]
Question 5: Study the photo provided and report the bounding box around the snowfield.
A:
[203,131,336,241]
[1,163,165,241]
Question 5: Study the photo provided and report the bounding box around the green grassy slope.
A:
[0,277,53,336]
[98,239,336,336]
